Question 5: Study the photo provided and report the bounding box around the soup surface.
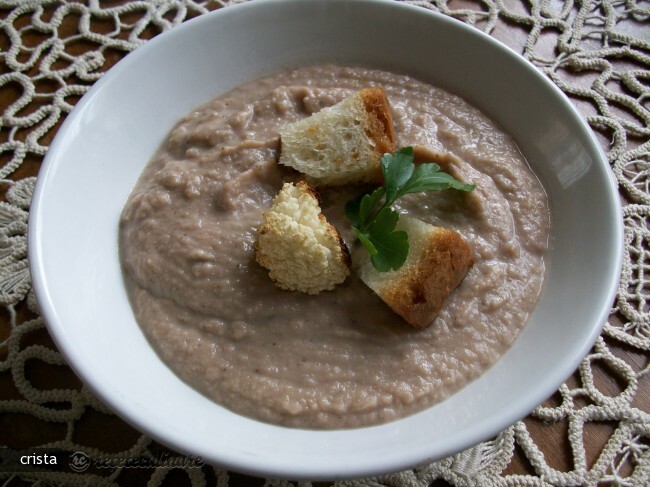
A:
[119,65,550,429]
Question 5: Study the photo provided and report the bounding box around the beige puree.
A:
[119,65,550,429]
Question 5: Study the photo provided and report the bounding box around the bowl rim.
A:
[28,0,624,480]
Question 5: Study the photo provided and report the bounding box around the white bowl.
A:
[29,0,623,480]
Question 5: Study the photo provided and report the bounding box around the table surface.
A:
[0,1,648,486]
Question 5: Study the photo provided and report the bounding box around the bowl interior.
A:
[29,0,622,480]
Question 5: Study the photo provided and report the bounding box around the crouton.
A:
[255,181,351,294]
[353,215,473,328]
[279,87,395,186]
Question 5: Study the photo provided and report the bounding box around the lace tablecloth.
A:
[1,1,648,485]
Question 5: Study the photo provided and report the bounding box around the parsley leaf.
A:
[371,206,400,235]
[352,227,378,256]
[369,229,409,272]
[344,187,384,229]
[399,162,476,195]
[347,146,475,272]
[381,147,415,206]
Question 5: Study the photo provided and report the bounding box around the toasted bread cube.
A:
[279,87,395,186]
[353,215,473,328]
[255,181,351,294]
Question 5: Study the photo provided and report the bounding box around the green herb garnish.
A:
[345,147,475,272]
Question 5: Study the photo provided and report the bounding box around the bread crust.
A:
[302,181,351,269]
[359,87,396,157]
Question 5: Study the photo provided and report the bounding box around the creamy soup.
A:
[119,65,549,429]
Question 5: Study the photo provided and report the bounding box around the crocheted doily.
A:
[1,1,648,486]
